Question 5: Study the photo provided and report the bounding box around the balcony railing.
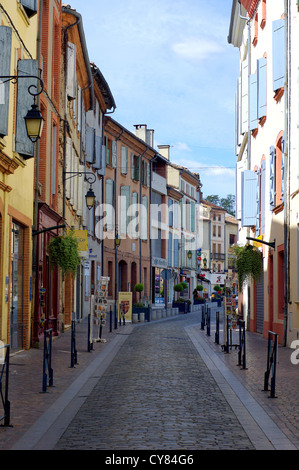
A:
[210,252,225,261]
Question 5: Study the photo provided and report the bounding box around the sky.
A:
[66,0,239,199]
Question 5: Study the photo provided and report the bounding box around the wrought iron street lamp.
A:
[0,74,44,142]
[64,171,97,210]
[24,102,44,142]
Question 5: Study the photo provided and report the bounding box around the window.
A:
[272,19,285,93]
[213,225,216,237]
[218,226,221,237]
[141,196,148,240]
[121,146,128,174]
[120,186,130,235]
[105,179,114,231]
[131,154,140,181]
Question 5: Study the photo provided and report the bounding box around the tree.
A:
[205,194,235,217]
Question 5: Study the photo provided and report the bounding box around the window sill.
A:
[273,203,284,215]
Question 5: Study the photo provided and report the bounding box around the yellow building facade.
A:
[0,1,39,350]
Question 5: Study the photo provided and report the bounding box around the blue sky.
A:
[67,0,239,199]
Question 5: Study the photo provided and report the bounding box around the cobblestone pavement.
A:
[2,311,299,451]
[54,315,254,450]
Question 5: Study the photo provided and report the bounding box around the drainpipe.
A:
[283,0,289,346]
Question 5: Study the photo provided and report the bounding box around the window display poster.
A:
[118,292,132,322]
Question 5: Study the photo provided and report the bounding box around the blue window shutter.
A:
[241,170,257,226]
[111,140,117,168]
[93,135,102,169]
[15,59,38,159]
[191,201,195,232]
[249,74,258,130]
[262,160,265,233]
[272,19,285,91]
[168,231,173,266]
[257,57,267,119]
[270,146,276,209]
[121,146,128,174]
[241,60,248,134]
[168,199,173,227]
[256,167,261,236]
[20,0,37,18]
[85,126,95,163]
[174,237,179,267]
[0,26,12,137]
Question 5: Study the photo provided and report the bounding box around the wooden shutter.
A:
[65,137,72,199]
[269,146,276,209]
[52,124,57,195]
[105,179,114,231]
[121,146,128,174]
[174,237,179,267]
[131,153,135,179]
[67,42,76,99]
[241,59,248,134]
[132,192,138,238]
[256,167,261,236]
[20,0,37,17]
[141,196,148,240]
[168,199,173,227]
[241,170,257,226]
[257,57,267,119]
[111,140,117,168]
[93,135,102,169]
[0,26,12,137]
[168,231,173,266]
[15,59,38,158]
[120,186,130,235]
[147,162,150,187]
[272,19,285,91]
[85,126,95,163]
[249,73,258,130]
[191,201,195,232]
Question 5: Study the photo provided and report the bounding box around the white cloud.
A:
[172,38,223,62]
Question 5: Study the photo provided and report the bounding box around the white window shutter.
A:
[67,42,77,100]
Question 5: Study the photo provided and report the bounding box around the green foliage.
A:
[174,283,184,292]
[134,283,144,293]
[232,244,262,291]
[213,285,221,292]
[180,282,188,289]
[205,194,235,216]
[48,230,81,277]
[196,284,203,291]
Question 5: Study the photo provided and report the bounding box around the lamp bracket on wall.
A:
[0,75,44,97]
[64,171,96,185]
[246,237,276,250]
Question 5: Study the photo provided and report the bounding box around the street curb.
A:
[11,325,134,450]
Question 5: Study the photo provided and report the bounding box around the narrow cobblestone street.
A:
[52,316,254,450]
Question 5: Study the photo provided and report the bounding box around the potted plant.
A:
[132,283,150,321]
[194,284,204,304]
[172,283,188,313]
[213,285,222,306]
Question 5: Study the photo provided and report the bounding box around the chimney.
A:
[134,124,154,148]
[157,145,170,160]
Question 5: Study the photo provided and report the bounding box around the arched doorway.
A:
[118,260,128,292]
[131,262,137,303]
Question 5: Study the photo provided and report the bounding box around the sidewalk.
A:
[189,318,299,449]
[1,312,299,450]
[0,317,128,450]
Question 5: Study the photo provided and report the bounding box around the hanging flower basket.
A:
[232,244,262,291]
[48,230,81,277]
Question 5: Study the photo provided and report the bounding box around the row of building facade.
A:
[228,0,299,346]
[0,1,239,352]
